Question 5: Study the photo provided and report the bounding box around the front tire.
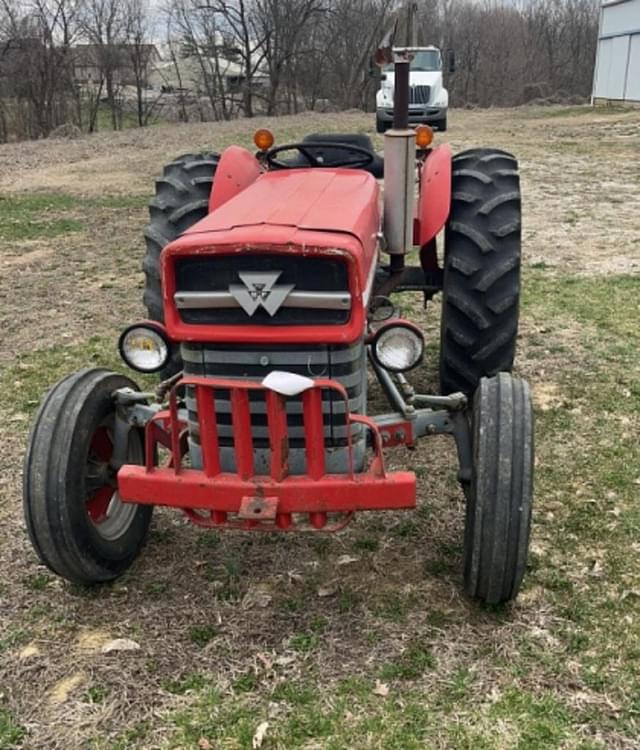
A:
[440,149,521,396]
[464,373,534,604]
[23,369,152,584]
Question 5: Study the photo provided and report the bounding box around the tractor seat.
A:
[300,133,384,178]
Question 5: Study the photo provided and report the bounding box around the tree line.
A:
[0,0,599,142]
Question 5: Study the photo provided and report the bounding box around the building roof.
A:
[72,43,160,68]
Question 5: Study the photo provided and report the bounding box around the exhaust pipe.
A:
[383,52,414,267]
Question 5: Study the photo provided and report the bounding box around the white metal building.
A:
[592,0,640,103]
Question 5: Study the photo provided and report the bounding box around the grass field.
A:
[0,105,639,750]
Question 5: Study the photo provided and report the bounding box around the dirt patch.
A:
[48,672,88,705]
[0,112,371,196]
[532,382,563,411]
[0,207,147,364]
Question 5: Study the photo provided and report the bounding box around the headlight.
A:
[433,91,447,107]
[371,321,424,372]
[118,323,170,373]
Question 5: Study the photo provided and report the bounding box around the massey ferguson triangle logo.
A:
[229,271,294,316]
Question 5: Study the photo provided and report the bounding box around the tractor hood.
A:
[162,166,382,345]
[184,167,381,249]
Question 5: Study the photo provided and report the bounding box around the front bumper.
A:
[377,106,446,124]
[117,375,416,530]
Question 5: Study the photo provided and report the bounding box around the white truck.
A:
[376,46,450,133]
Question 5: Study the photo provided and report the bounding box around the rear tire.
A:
[23,369,152,584]
[143,152,219,376]
[464,373,534,604]
[440,148,521,395]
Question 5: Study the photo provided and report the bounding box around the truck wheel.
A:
[23,369,152,584]
[440,148,521,395]
[464,373,534,604]
[143,152,219,375]
[376,115,388,134]
[435,115,447,132]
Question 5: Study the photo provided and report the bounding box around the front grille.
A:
[183,342,367,474]
[175,254,350,326]
[409,85,431,105]
[183,342,365,449]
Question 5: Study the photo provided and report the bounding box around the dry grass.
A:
[0,105,639,750]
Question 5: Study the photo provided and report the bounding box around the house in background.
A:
[72,44,161,87]
[592,0,640,104]
[151,41,268,100]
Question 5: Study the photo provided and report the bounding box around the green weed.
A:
[0,707,25,749]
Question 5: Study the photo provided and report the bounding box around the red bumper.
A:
[117,376,416,530]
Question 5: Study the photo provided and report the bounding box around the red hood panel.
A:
[185,168,381,248]
[162,168,381,345]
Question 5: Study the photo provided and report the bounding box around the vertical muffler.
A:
[381,49,415,264]
[383,130,414,257]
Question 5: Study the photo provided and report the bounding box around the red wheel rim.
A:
[86,426,114,524]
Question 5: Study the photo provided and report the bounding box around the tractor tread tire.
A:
[464,373,534,604]
[440,148,521,395]
[23,368,152,584]
[142,152,219,336]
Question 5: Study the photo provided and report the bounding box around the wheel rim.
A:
[85,419,138,541]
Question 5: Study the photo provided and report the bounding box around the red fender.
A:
[415,144,453,247]
[209,145,262,213]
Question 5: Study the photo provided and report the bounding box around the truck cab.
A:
[376,46,449,132]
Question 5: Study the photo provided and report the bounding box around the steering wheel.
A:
[265,141,376,170]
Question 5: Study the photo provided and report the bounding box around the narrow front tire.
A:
[23,368,153,584]
[464,373,534,604]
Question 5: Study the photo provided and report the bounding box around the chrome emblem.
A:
[229,271,294,316]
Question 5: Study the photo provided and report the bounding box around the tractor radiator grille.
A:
[182,341,367,473]
[409,85,431,105]
[174,253,350,326]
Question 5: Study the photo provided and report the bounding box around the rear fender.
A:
[209,145,262,213]
[415,144,452,247]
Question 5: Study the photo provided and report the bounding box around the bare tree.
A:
[81,0,127,129]
[255,0,325,114]
[316,0,393,111]
[164,30,190,121]
[199,0,269,117]
[168,0,237,120]
[124,0,164,126]
[0,0,601,142]
[414,0,598,107]
[0,0,80,138]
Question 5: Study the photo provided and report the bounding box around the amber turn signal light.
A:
[254,128,274,151]
[415,125,433,149]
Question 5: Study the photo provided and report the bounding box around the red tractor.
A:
[23,45,533,605]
